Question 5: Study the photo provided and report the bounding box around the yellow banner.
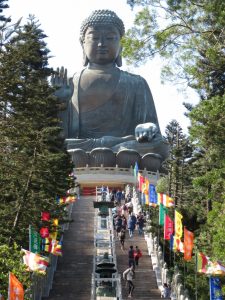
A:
[175,210,183,239]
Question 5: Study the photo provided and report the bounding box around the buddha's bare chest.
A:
[79,71,119,112]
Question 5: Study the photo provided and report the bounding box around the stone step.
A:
[43,196,162,300]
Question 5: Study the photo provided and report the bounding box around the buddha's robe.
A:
[67,69,160,138]
[61,68,167,158]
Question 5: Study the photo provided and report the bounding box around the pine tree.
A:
[0,16,74,246]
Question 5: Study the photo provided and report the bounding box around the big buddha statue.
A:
[52,10,169,171]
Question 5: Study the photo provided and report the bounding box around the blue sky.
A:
[7,0,199,135]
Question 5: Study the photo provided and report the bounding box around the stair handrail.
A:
[145,230,191,300]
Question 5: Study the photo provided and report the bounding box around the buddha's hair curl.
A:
[80,10,125,43]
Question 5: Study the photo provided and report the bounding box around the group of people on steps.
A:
[111,187,170,298]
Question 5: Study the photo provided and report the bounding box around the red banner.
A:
[164,215,174,240]
[184,227,194,261]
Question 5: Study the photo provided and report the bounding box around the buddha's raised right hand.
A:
[51,66,73,103]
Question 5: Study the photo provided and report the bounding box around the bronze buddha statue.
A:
[52,10,169,171]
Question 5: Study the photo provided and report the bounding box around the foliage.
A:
[0,14,74,296]
[0,243,31,300]
[123,0,225,98]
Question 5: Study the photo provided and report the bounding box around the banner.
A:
[138,173,145,192]
[197,252,209,273]
[41,212,50,221]
[149,184,157,206]
[164,215,174,240]
[143,179,149,205]
[157,193,175,207]
[175,210,183,239]
[29,225,41,253]
[8,273,24,300]
[209,277,223,300]
[183,227,194,261]
[159,204,168,226]
[22,249,49,274]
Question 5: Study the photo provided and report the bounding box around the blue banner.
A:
[149,184,157,205]
[209,277,223,300]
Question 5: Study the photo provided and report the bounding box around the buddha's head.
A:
[80,10,125,67]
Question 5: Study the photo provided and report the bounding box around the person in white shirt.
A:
[123,265,135,298]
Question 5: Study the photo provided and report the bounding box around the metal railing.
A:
[92,187,122,299]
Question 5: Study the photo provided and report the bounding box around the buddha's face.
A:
[83,25,121,65]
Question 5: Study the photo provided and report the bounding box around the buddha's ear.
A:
[115,46,123,67]
[82,51,89,66]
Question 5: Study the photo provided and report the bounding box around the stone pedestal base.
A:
[68,147,163,172]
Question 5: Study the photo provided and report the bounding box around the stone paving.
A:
[43,196,162,300]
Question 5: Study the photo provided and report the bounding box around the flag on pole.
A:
[29,225,41,253]
[142,178,149,205]
[22,249,49,274]
[197,252,209,273]
[51,240,63,256]
[149,184,157,206]
[40,227,50,238]
[164,214,174,240]
[207,261,225,276]
[209,277,223,300]
[183,227,194,261]
[157,193,175,207]
[159,204,168,226]
[138,173,145,191]
[8,272,24,300]
[41,211,50,221]
[174,210,183,239]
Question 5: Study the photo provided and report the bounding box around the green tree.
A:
[0,16,74,247]
[123,0,225,97]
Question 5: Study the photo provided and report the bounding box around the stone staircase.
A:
[43,196,95,300]
[43,196,162,300]
[115,230,162,299]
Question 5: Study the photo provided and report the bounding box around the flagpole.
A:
[29,225,31,252]
[8,272,10,300]
[195,249,198,300]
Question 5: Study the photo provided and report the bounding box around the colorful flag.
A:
[65,195,76,203]
[8,272,24,300]
[183,227,194,261]
[51,240,63,256]
[209,277,223,300]
[157,193,163,205]
[157,193,175,207]
[142,179,149,205]
[197,252,209,273]
[159,203,168,226]
[164,215,174,240]
[40,227,49,238]
[138,173,145,192]
[29,225,41,253]
[22,249,49,274]
[41,212,50,221]
[41,237,53,252]
[49,231,58,240]
[174,210,183,239]
[163,194,175,207]
[207,261,225,276]
[149,184,157,206]
[52,219,59,227]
